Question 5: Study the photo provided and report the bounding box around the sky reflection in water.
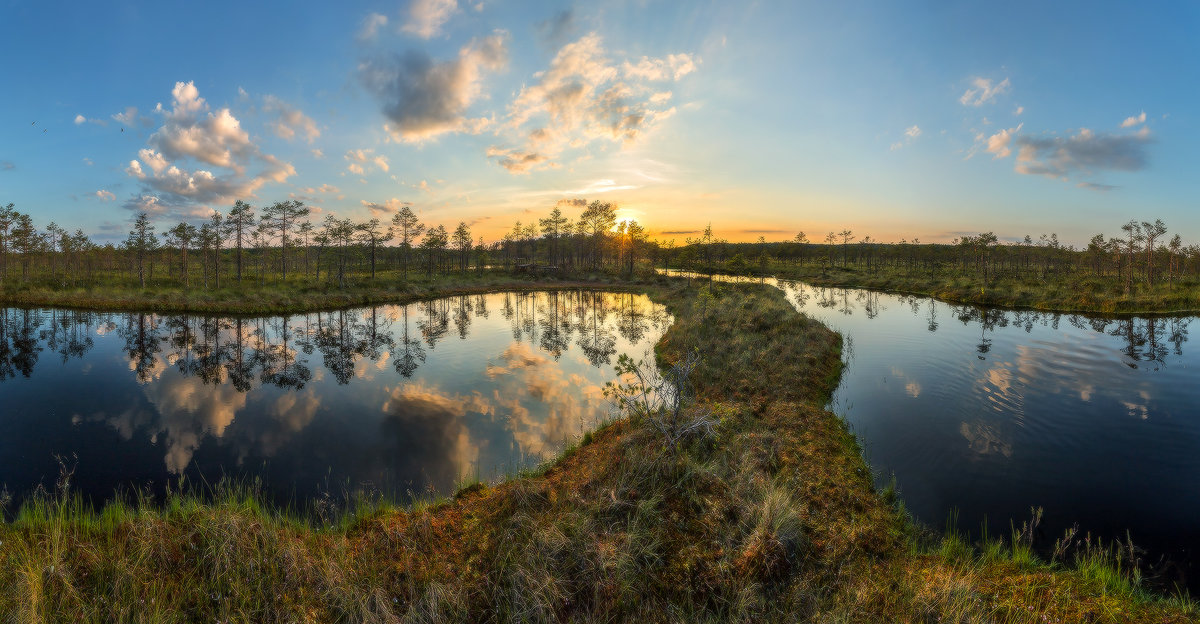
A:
[662,270,1198,586]
[0,291,669,508]
[774,277,1198,586]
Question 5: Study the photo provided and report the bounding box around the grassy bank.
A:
[0,279,1194,622]
[732,262,1200,316]
[0,271,659,315]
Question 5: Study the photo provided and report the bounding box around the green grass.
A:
[0,278,1193,622]
[0,268,667,315]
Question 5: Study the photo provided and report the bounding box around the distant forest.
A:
[0,200,1194,292]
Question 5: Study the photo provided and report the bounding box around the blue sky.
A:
[1,1,1197,244]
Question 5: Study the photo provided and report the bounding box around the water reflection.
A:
[0,291,670,508]
[661,271,1200,589]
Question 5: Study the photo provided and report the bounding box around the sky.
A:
[1,0,1198,245]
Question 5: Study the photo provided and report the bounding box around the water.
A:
[0,291,669,509]
[665,271,1199,589]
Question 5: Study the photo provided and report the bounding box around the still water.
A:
[690,273,1196,587]
[0,291,669,508]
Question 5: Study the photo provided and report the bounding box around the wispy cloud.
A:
[358,12,388,41]
[402,0,458,39]
[361,197,411,216]
[891,124,921,150]
[263,95,320,143]
[536,9,575,47]
[490,33,696,174]
[960,77,1010,106]
[1077,181,1119,192]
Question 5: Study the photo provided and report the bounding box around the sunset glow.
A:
[2,2,1197,246]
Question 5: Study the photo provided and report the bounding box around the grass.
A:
[0,277,1194,622]
[742,261,1200,316]
[0,269,663,315]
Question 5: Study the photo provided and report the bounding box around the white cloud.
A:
[1014,105,1024,116]
[890,124,921,150]
[344,149,391,175]
[359,12,389,40]
[491,33,695,174]
[402,0,458,39]
[95,190,116,201]
[360,31,508,142]
[960,77,1010,106]
[74,114,106,126]
[985,123,1022,158]
[1120,111,1146,128]
[263,95,320,143]
[622,53,698,81]
[122,81,296,218]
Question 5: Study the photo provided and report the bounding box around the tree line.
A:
[4,197,1198,296]
[668,221,1200,294]
[0,199,653,290]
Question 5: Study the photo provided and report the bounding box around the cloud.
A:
[1014,105,1024,116]
[263,95,320,143]
[1120,111,1147,128]
[960,77,1010,106]
[360,31,508,142]
[536,9,575,47]
[622,53,698,81]
[890,124,922,150]
[74,114,106,126]
[402,0,458,39]
[1077,181,1118,192]
[112,107,142,125]
[95,189,116,201]
[344,149,391,175]
[1015,127,1152,179]
[486,146,547,173]
[359,12,389,40]
[985,123,1022,158]
[493,33,694,174]
[0,162,13,171]
[362,198,412,216]
[121,81,295,218]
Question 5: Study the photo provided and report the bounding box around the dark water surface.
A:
[0,291,669,508]
[667,271,1199,589]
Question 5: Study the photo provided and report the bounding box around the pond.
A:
[671,272,1198,590]
[0,290,670,510]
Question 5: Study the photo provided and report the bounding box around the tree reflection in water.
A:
[0,291,672,507]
